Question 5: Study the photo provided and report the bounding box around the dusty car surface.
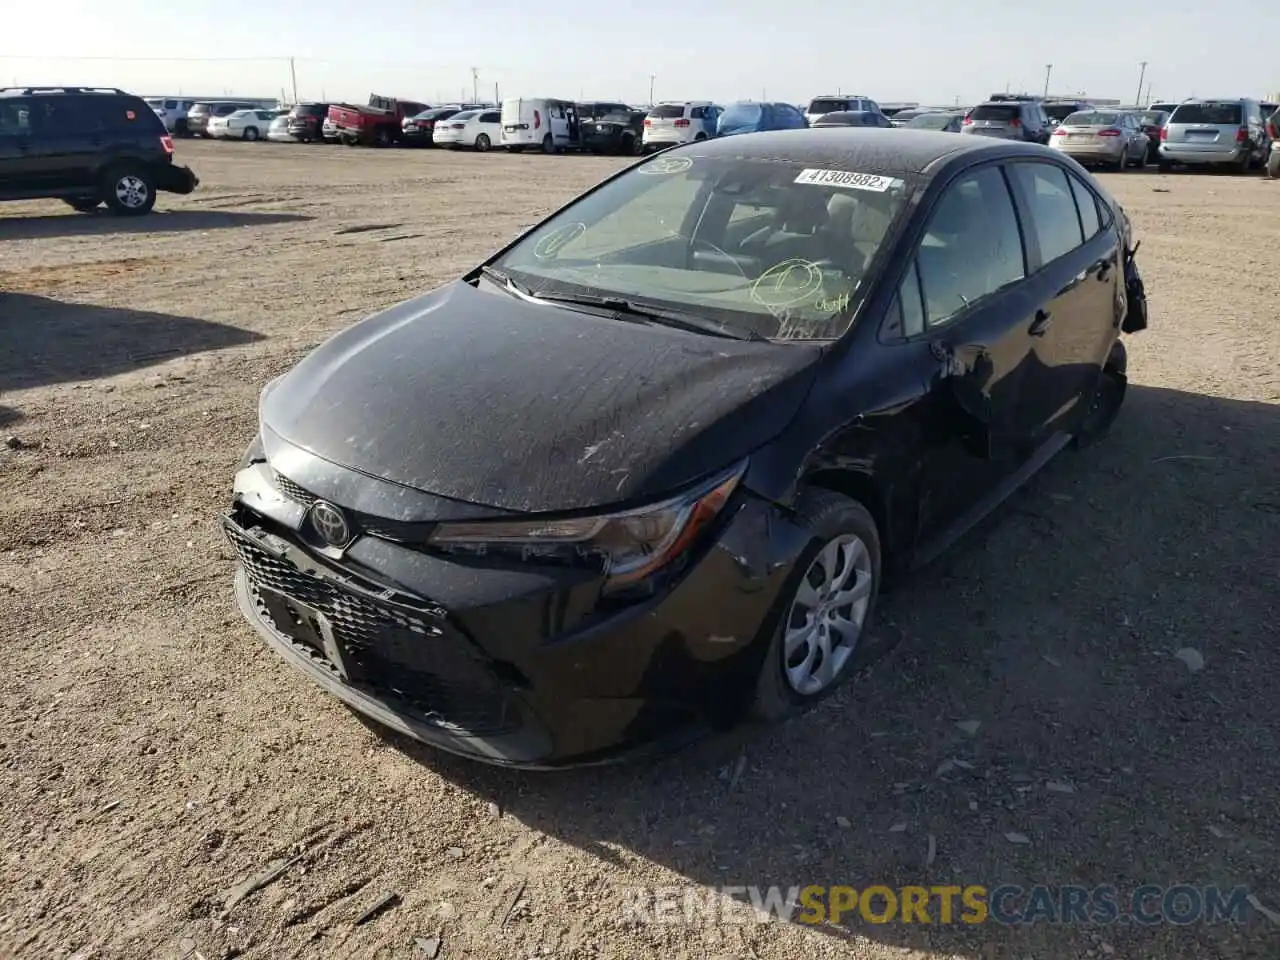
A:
[224,129,1148,768]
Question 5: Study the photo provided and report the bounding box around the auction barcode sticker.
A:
[794,168,899,192]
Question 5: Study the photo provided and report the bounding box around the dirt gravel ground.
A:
[1,140,1278,960]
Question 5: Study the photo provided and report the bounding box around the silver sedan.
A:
[1049,110,1148,170]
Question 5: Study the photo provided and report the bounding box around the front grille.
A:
[226,517,517,736]
[273,471,316,506]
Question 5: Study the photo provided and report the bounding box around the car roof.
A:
[683,127,1053,176]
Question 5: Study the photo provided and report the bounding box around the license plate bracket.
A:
[257,585,353,680]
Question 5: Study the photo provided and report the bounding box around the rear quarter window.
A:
[649,104,686,119]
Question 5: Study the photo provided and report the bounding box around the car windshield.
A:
[1064,111,1120,126]
[906,113,957,129]
[292,103,326,117]
[489,155,913,341]
[648,104,686,119]
[1171,102,1242,124]
[807,99,848,114]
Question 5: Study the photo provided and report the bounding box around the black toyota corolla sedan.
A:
[224,129,1148,768]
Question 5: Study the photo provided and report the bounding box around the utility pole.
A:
[1134,61,1148,107]
[649,74,655,105]
[471,66,478,104]
[494,81,499,105]
[1043,64,1052,98]
[289,56,298,104]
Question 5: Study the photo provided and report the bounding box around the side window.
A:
[916,166,1026,327]
[0,99,32,136]
[1009,163,1084,265]
[690,106,705,120]
[1067,174,1101,239]
[481,112,499,124]
[165,99,178,110]
[37,98,105,134]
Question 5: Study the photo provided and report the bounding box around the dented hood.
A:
[259,280,823,514]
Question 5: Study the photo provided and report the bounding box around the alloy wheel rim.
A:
[784,534,873,696]
[115,175,148,208]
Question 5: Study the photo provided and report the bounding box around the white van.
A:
[500,97,580,153]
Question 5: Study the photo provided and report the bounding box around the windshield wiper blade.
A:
[534,292,765,341]
[478,265,535,298]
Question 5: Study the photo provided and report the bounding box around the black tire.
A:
[694,132,708,141]
[173,119,190,137]
[1073,360,1127,449]
[64,198,100,213]
[474,133,491,152]
[1267,150,1280,179]
[375,127,392,148]
[751,488,886,722]
[102,164,156,216]
[243,126,259,142]
[541,133,554,154]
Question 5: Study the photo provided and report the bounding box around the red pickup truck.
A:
[328,94,428,147]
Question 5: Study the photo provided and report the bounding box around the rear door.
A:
[1005,160,1116,439]
[28,95,101,191]
[899,162,1039,532]
[1166,101,1243,153]
[646,103,683,140]
[966,103,1022,138]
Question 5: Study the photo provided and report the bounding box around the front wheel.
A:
[375,127,392,148]
[103,164,156,216]
[474,133,491,152]
[541,133,554,154]
[751,489,885,722]
[243,126,259,141]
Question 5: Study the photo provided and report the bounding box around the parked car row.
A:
[168,88,1280,176]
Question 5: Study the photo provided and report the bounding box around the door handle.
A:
[1029,309,1053,336]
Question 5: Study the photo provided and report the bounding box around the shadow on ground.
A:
[0,293,265,391]
[382,385,1280,958]
[0,210,310,241]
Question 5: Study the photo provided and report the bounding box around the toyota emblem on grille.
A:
[309,500,352,547]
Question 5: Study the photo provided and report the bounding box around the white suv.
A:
[642,101,720,151]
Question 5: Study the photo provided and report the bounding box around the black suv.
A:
[0,86,199,216]
[578,101,645,155]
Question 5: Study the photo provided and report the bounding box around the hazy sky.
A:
[5,0,1278,107]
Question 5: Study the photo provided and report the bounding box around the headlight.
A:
[429,461,746,590]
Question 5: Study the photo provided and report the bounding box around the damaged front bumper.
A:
[224,459,812,768]
[157,164,199,195]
